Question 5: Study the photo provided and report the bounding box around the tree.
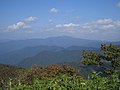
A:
[81,44,120,74]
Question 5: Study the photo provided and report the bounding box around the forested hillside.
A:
[0,44,119,90]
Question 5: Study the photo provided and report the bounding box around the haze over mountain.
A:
[0,36,115,55]
[0,36,119,68]
[0,45,64,65]
[17,49,98,68]
[0,37,100,65]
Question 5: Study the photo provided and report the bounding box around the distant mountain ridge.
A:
[0,45,64,65]
[0,36,119,68]
[0,45,98,67]
[17,47,99,68]
[0,36,117,55]
[17,50,84,68]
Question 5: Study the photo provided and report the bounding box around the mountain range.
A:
[0,36,119,68]
[0,36,111,55]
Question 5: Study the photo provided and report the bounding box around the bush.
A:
[1,67,119,90]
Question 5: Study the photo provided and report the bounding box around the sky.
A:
[0,0,120,41]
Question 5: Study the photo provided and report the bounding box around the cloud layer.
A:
[1,16,120,41]
[50,8,59,13]
[117,2,120,7]
[54,18,120,33]
[7,16,37,31]
[24,17,37,22]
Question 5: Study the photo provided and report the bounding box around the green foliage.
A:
[81,44,120,71]
[81,51,100,66]
[86,70,120,90]
[0,64,120,90]
[0,44,120,89]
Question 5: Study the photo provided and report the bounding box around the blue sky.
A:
[0,0,120,41]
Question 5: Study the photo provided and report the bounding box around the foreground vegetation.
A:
[0,44,120,90]
[0,64,119,90]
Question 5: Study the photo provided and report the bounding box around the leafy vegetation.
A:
[81,44,120,74]
[0,64,120,90]
[0,44,120,90]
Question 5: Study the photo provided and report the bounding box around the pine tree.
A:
[81,44,120,74]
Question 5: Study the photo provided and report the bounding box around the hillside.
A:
[0,42,99,66]
[17,47,99,68]
[0,44,120,90]
[0,36,119,68]
[0,36,110,55]
[0,45,64,65]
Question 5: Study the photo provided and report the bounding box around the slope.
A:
[0,45,64,65]
[17,46,99,68]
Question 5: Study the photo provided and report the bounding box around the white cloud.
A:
[54,19,120,34]
[45,18,119,41]
[48,19,53,23]
[48,19,54,24]
[7,16,37,31]
[54,23,80,34]
[24,16,37,22]
[8,22,26,30]
[63,23,79,27]
[117,2,120,7]
[3,17,120,41]
[55,23,79,28]
[96,18,112,24]
[83,19,120,30]
[50,8,59,13]
[55,24,62,28]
